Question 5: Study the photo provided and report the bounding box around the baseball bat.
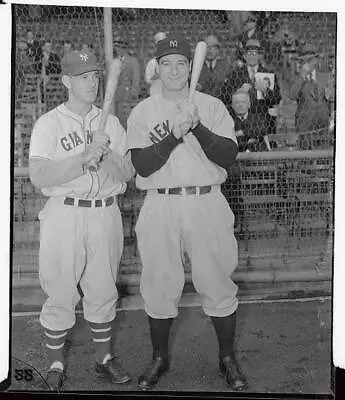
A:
[188,41,207,102]
[89,58,122,171]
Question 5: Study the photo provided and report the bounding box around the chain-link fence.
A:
[13,5,336,293]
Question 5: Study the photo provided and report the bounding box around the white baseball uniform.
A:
[29,103,127,331]
[126,91,239,319]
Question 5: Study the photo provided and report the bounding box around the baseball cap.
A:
[205,35,219,47]
[62,50,102,76]
[295,43,321,60]
[155,34,191,60]
[114,36,129,48]
[245,39,263,52]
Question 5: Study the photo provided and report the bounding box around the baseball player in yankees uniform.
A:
[29,50,134,391]
[126,34,248,391]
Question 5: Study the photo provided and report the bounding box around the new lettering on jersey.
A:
[126,91,236,190]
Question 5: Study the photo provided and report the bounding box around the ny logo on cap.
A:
[80,54,89,62]
[169,40,178,48]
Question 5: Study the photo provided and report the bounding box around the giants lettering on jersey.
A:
[60,130,93,151]
[149,120,172,144]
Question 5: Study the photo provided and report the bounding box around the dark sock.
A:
[148,316,174,360]
[210,312,237,360]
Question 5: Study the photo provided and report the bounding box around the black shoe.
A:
[95,356,131,384]
[138,357,169,390]
[45,368,66,392]
[219,355,247,391]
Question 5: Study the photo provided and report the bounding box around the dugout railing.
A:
[12,149,333,299]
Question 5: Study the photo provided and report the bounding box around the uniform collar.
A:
[57,103,100,123]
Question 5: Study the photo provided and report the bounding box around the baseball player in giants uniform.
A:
[126,34,248,391]
[29,50,134,391]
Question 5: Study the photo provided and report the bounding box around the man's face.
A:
[232,93,250,116]
[64,43,72,53]
[43,42,52,54]
[244,49,260,66]
[18,41,27,52]
[68,70,100,105]
[158,53,190,92]
[114,44,127,58]
[301,57,318,72]
[206,44,219,61]
[244,19,257,32]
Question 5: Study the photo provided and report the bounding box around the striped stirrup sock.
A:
[44,329,68,370]
[89,322,112,364]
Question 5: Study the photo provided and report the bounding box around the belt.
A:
[156,185,212,195]
[64,196,115,208]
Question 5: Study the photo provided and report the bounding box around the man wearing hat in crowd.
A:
[113,36,140,126]
[144,31,168,96]
[234,13,269,67]
[220,39,282,138]
[29,48,134,391]
[126,33,247,392]
[197,34,230,99]
[289,43,335,149]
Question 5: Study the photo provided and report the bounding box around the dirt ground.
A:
[8,298,332,395]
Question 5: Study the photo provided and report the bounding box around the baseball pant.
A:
[135,187,239,319]
[38,197,124,331]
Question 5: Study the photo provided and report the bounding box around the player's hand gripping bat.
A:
[88,58,122,171]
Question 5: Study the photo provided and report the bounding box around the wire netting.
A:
[13,5,335,289]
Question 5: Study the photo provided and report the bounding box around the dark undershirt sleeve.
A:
[131,134,182,177]
[191,123,238,169]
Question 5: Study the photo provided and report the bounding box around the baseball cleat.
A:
[95,356,131,384]
[219,355,248,391]
[138,357,170,390]
[45,368,66,392]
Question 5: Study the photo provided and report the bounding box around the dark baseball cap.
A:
[245,39,263,52]
[155,34,191,60]
[62,50,102,76]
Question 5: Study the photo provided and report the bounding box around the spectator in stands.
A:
[230,89,271,152]
[220,39,282,137]
[81,42,93,52]
[234,13,268,67]
[113,36,140,99]
[271,17,299,81]
[62,40,73,59]
[289,43,335,149]
[15,41,28,102]
[222,89,272,230]
[113,36,140,123]
[41,40,62,76]
[16,40,35,74]
[144,31,167,96]
[327,60,336,134]
[26,30,42,74]
[197,35,230,99]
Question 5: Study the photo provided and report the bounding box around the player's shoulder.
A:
[128,96,154,117]
[34,106,60,127]
[195,91,227,109]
